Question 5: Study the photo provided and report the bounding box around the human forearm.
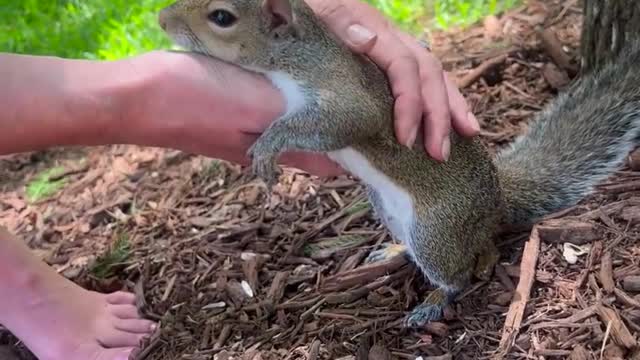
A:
[0,53,134,154]
[0,50,343,176]
[0,51,286,156]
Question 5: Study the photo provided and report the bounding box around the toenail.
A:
[150,323,157,331]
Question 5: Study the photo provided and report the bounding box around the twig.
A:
[622,275,640,292]
[503,81,534,99]
[600,320,613,360]
[536,27,578,76]
[213,324,232,350]
[266,271,289,304]
[495,227,541,359]
[321,254,408,292]
[547,0,579,27]
[49,164,89,181]
[613,288,640,309]
[308,340,321,360]
[456,54,508,89]
[599,180,640,194]
[599,251,615,293]
[594,305,637,349]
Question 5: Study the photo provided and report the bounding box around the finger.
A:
[421,67,452,162]
[354,22,423,147]
[420,55,451,161]
[359,30,422,147]
[185,132,257,166]
[307,0,422,146]
[398,33,451,160]
[443,73,480,136]
[306,0,377,52]
[440,71,470,134]
[385,51,424,148]
[279,151,346,177]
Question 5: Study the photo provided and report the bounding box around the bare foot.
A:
[1,228,156,360]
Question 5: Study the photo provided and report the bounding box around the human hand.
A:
[306,0,480,161]
[126,51,345,176]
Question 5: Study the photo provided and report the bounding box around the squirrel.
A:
[158,0,640,326]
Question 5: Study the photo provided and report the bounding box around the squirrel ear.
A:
[261,0,293,30]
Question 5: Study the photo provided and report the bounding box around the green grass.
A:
[25,167,68,203]
[0,0,173,60]
[366,0,521,32]
[0,0,519,61]
[365,0,428,33]
[89,232,132,279]
[430,0,520,30]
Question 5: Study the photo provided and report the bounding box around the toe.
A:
[100,330,148,349]
[95,347,138,360]
[106,291,136,305]
[115,319,157,334]
[109,304,140,319]
[365,251,384,263]
[404,305,443,327]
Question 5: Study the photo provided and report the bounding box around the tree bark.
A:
[580,0,640,74]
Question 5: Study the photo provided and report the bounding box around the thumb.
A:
[306,0,377,53]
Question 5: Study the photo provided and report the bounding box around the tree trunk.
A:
[580,0,640,74]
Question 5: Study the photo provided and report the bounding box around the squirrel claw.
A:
[404,287,452,327]
[365,243,407,264]
[403,304,444,327]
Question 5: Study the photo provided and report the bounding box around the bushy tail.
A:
[495,42,640,226]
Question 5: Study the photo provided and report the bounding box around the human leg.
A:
[0,227,155,360]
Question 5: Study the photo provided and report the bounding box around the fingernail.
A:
[441,136,451,161]
[347,24,375,47]
[468,111,480,133]
[405,124,419,148]
[150,323,157,332]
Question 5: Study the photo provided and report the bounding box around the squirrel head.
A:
[159,0,302,65]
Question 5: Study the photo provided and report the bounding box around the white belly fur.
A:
[254,71,416,254]
[328,148,416,251]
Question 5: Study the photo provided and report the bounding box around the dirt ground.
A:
[1,1,639,359]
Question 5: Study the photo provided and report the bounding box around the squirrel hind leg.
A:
[405,253,479,326]
[473,241,500,281]
[404,286,460,327]
[364,186,411,264]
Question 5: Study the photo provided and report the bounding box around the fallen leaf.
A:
[563,243,591,264]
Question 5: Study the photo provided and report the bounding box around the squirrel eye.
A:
[208,9,237,28]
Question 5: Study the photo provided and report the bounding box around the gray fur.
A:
[497,40,640,225]
[160,0,640,326]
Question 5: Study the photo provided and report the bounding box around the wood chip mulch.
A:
[1,1,639,359]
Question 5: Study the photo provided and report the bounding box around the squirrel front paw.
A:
[247,143,282,189]
[365,243,408,264]
[251,156,281,188]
